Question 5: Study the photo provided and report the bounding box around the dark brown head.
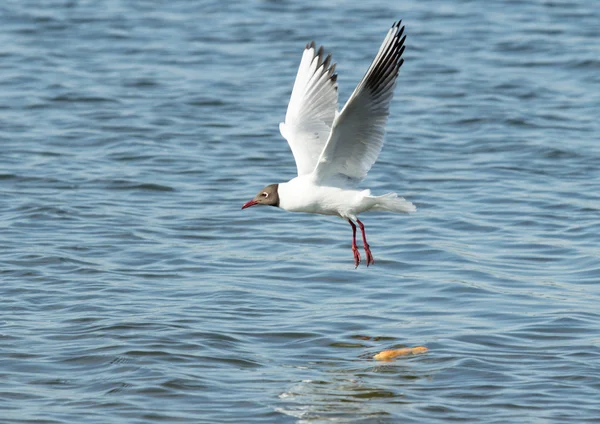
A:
[241,184,280,209]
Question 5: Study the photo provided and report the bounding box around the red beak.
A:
[241,199,258,210]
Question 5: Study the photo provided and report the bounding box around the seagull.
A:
[242,21,415,267]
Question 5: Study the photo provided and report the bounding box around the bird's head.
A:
[242,184,280,209]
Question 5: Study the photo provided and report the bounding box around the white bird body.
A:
[278,175,415,220]
[278,176,370,218]
[242,21,415,267]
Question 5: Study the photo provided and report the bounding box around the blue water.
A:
[1,0,600,422]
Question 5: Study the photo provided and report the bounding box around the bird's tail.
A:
[369,192,416,214]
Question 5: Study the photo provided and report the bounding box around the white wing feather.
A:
[279,42,339,176]
[314,22,406,185]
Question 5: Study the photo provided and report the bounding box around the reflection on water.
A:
[279,363,424,420]
[278,334,430,420]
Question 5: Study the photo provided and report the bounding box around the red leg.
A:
[348,219,360,268]
[356,219,375,266]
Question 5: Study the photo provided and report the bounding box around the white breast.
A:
[278,176,371,218]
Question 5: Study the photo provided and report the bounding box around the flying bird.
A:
[242,21,415,267]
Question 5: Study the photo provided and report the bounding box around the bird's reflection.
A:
[276,335,428,421]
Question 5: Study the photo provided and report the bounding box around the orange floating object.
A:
[373,346,428,361]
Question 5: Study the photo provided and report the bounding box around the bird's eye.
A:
[262,192,269,198]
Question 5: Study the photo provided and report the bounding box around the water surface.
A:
[1,0,600,422]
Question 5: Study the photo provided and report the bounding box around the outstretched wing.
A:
[279,42,339,176]
[314,22,406,185]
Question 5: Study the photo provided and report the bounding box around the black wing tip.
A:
[304,40,338,86]
[363,21,407,93]
[323,53,332,70]
[398,42,406,57]
[329,62,337,76]
[329,62,338,87]
[315,46,325,68]
[392,20,406,42]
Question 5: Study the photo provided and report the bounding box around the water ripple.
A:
[1,0,600,423]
